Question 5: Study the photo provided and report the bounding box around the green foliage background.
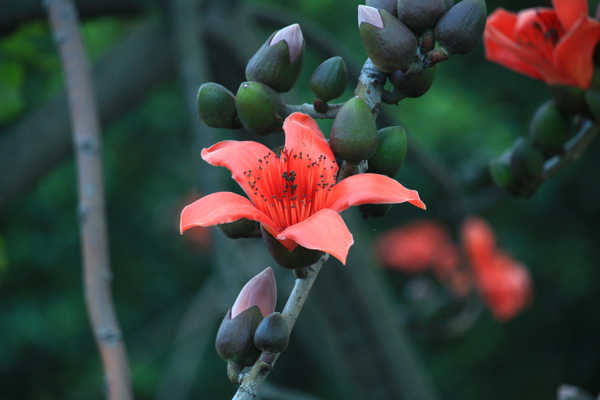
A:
[1,0,600,399]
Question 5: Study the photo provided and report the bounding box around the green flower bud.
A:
[389,65,437,98]
[549,85,589,115]
[489,151,521,195]
[309,57,349,102]
[330,97,379,164]
[510,137,544,185]
[358,5,418,73]
[434,0,486,55]
[245,24,305,93]
[397,0,447,36]
[261,226,323,270]
[529,100,570,153]
[217,218,261,239]
[196,83,242,129]
[366,0,398,16]
[236,81,287,136]
[254,312,290,354]
[215,307,263,367]
[368,126,407,177]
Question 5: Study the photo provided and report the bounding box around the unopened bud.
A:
[261,227,323,270]
[366,0,398,16]
[232,267,277,319]
[330,97,379,164]
[368,126,407,177]
[390,65,437,98]
[510,137,544,187]
[254,312,290,354]
[196,83,242,129]
[236,81,287,136]
[215,307,262,367]
[309,57,349,102]
[489,151,521,196]
[245,24,305,93]
[358,5,418,73]
[217,218,261,239]
[529,100,570,154]
[397,0,447,36]
[434,0,487,55]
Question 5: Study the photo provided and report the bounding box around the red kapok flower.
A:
[461,216,533,321]
[181,112,425,264]
[484,0,600,88]
[376,220,453,274]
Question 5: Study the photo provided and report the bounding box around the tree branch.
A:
[45,1,133,399]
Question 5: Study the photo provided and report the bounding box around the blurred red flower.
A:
[376,220,456,274]
[484,0,600,88]
[461,217,533,321]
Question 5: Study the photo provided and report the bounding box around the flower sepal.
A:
[217,218,261,239]
[330,97,379,165]
[196,83,242,129]
[235,81,287,136]
[261,227,323,270]
[549,85,590,115]
[368,126,407,178]
[433,0,486,57]
[215,307,263,367]
[245,24,305,93]
[254,312,290,354]
[358,6,419,73]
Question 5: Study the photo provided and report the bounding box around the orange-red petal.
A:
[326,173,425,213]
[201,140,272,198]
[484,9,544,80]
[554,15,600,88]
[283,112,338,175]
[277,209,353,264]
[180,192,276,233]
[552,0,588,32]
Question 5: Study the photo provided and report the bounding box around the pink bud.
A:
[358,5,384,29]
[231,267,277,318]
[270,23,304,63]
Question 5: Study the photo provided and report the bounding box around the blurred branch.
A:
[542,118,599,181]
[45,1,132,399]
[0,0,145,36]
[233,255,329,400]
[0,22,175,211]
[286,102,345,119]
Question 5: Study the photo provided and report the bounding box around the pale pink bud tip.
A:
[358,5,384,29]
[271,23,304,63]
[231,267,277,318]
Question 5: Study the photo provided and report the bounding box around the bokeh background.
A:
[1,0,600,399]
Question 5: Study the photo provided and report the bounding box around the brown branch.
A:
[0,22,175,211]
[45,1,133,399]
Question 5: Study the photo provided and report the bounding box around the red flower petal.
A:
[554,15,600,88]
[283,112,338,175]
[180,192,276,233]
[277,209,353,264]
[326,173,425,213]
[553,0,588,32]
[461,216,496,269]
[201,140,272,198]
[484,9,544,80]
[514,9,563,61]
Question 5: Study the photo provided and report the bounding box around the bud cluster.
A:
[215,268,290,381]
[489,72,600,197]
[358,0,486,99]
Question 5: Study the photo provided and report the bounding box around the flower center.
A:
[243,149,337,231]
[516,11,565,61]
